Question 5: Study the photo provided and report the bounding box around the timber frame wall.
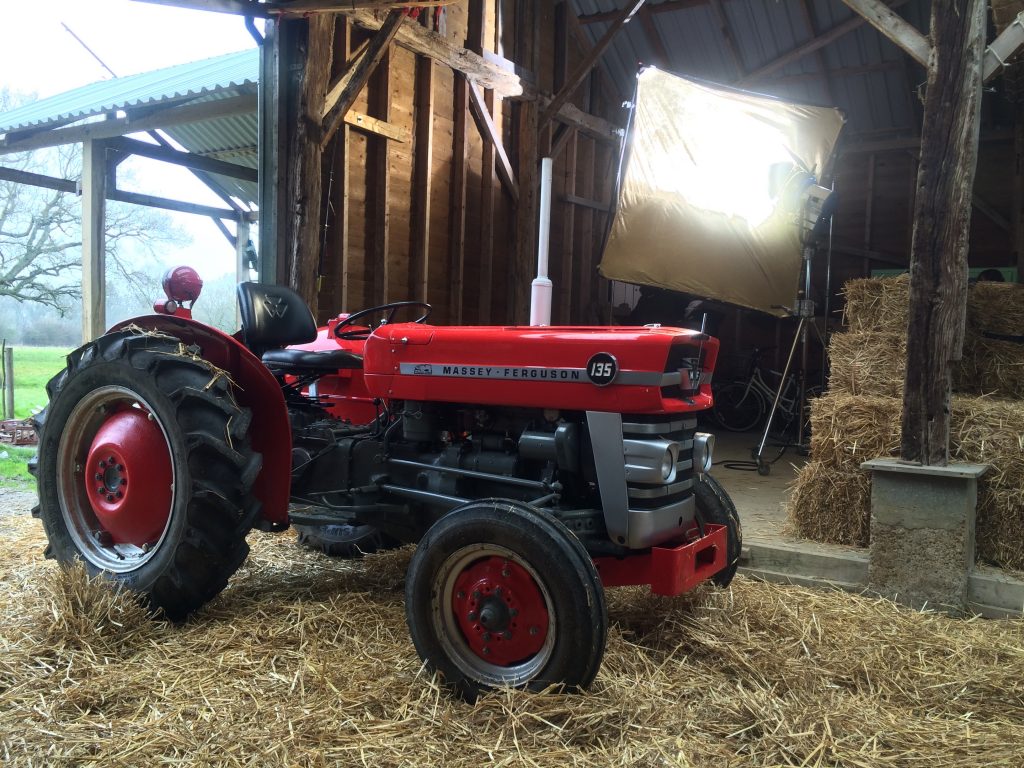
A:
[265,1,625,325]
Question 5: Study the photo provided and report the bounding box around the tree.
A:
[0,90,186,313]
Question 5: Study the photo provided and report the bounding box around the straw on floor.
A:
[1,514,1023,767]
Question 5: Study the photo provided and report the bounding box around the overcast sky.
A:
[0,0,261,279]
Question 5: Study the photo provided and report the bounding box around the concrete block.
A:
[862,458,988,614]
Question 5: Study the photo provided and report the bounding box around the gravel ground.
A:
[1,488,37,517]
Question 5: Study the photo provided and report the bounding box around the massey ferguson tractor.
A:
[30,267,740,700]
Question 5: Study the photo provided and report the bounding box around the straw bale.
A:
[966,281,1024,336]
[841,273,909,332]
[789,393,1024,569]
[2,513,1024,767]
[956,333,1024,400]
[827,330,906,399]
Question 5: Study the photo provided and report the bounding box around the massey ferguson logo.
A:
[263,296,288,319]
[412,364,433,375]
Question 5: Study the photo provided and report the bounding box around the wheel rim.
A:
[433,544,555,687]
[56,386,175,573]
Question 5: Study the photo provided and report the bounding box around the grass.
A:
[1,346,67,488]
[4,345,69,420]
[0,444,36,489]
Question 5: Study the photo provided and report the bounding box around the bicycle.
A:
[712,348,820,434]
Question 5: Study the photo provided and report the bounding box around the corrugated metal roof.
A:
[0,49,257,133]
[0,49,259,206]
[570,0,930,138]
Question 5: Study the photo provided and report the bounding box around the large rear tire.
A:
[405,499,607,701]
[31,331,262,621]
[694,474,742,587]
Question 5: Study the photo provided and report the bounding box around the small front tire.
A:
[694,474,743,587]
[405,499,607,701]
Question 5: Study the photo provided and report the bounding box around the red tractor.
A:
[30,268,740,700]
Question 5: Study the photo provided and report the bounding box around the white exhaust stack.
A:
[529,156,554,326]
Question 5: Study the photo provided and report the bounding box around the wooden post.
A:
[81,138,107,343]
[410,55,435,302]
[449,72,468,322]
[370,48,392,304]
[287,15,334,316]
[3,347,13,421]
[1015,106,1024,283]
[235,218,251,330]
[901,0,986,465]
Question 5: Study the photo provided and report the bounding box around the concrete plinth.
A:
[861,459,988,614]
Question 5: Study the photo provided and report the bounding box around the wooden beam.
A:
[839,0,930,67]
[901,0,986,465]
[107,136,257,181]
[449,73,468,323]
[769,60,902,85]
[709,0,745,78]
[796,0,835,103]
[540,0,646,129]
[972,192,1011,233]
[551,102,621,144]
[563,193,609,212]
[0,166,76,193]
[478,86,496,324]
[131,0,455,16]
[565,1,623,110]
[345,9,526,98]
[638,5,670,68]
[579,0,702,24]
[81,140,106,343]
[109,189,241,219]
[0,93,257,155]
[370,49,392,303]
[1016,107,1024,284]
[344,110,408,142]
[840,127,1014,154]
[321,9,403,150]
[336,17,354,311]
[984,11,1024,82]
[738,0,911,86]
[410,56,434,303]
[468,82,519,203]
[560,132,577,324]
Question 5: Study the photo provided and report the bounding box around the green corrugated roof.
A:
[0,48,258,134]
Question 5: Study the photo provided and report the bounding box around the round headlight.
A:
[661,446,678,482]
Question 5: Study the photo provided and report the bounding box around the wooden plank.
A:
[81,140,107,343]
[344,110,409,141]
[479,88,495,325]
[336,18,354,311]
[449,73,468,322]
[563,193,609,212]
[0,166,76,193]
[709,0,744,77]
[552,102,620,144]
[539,0,646,128]
[577,136,595,323]
[560,131,577,324]
[370,49,392,304]
[321,10,404,150]
[467,81,519,202]
[107,135,257,182]
[410,56,435,302]
[345,8,526,98]
[738,0,911,86]
[1016,108,1024,284]
[839,0,930,67]
[108,189,241,219]
[288,14,334,314]
[638,5,670,67]
[901,0,986,465]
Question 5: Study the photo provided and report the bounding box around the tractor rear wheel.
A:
[294,521,400,558]
[694,474,742,587]
[31,331,261,621]
[405,499,607,701]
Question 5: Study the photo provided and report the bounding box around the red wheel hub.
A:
[451,556,549,666]
[84,407,173,546]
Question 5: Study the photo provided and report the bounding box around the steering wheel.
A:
[334,301,432,340]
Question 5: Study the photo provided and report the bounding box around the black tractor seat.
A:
[261,348,363,375]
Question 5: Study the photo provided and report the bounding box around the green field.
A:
[2,346,68,487]
[6,346,69,420]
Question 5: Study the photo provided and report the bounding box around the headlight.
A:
[661,446,678,482]
[693,432,715,476]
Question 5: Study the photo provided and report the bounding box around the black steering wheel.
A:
[334,301,432,340]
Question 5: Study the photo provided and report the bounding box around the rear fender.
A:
[110,315,291,524]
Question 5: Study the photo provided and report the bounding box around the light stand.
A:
[753,186,833,476]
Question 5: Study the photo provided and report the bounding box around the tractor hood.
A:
[362,324,718,414]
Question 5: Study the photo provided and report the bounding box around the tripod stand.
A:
[753,242,828,475]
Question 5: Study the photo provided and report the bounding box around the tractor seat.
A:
[261,348,363,375]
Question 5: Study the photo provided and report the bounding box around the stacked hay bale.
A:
[788,274,1024,570]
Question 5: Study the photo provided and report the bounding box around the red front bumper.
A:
[593,523,728,596]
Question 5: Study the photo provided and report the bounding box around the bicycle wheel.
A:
[712,381,765,432]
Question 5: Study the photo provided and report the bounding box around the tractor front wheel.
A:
[32,331,262,621]
[694,474,743,587]
[405,499,607,701]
